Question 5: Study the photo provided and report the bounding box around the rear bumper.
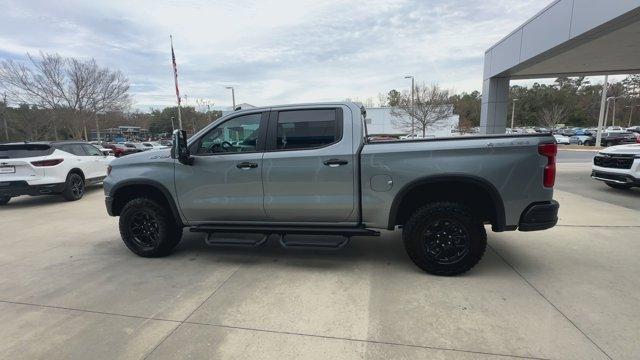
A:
[518,200,559,231]
[0,180,65,197]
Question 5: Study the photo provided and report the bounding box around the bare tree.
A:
[391,84,451,137]
[0,52,130,140]
[539,104,568,130]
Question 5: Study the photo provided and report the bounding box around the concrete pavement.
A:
[0,165,638,359]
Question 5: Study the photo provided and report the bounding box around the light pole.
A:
[625,105,640,127]
[1,92,8,141]
[606,96,621,126]
[595,75,609,147]
[226,86,236,110]
[510,98,518,131]
[404,75,414,137]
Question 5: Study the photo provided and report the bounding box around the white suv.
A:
[0,141,115,205]
[591,144,640,190]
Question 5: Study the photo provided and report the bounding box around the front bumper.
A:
[519,200,559,231]
[591,170,640,186]
[0,180,65,197]
[105,196,115,216]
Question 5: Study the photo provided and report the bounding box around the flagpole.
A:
[170,35,183,129]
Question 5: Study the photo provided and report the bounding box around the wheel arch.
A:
[67,168,85,180]
[109,179,184,226]
[387,174,506,231]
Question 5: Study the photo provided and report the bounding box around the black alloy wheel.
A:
[422,218,470,265]
[403,202,487,276]
[128,209,161,250]
[62,173,85,201]
[119,197,182,257]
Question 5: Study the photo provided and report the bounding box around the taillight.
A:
[31,159,64,167]
[107,165,112,176]
[538,143,557,188]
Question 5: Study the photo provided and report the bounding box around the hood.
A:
[110,148,172,166]
[600,144,640,155]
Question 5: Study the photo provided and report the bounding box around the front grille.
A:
[593,154,634,169]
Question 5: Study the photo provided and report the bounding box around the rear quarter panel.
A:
[361,135,555,229]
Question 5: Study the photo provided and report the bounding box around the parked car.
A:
[626,126,640,134]
[591,144,640,190]
[104,102,559,276]
[605,126,626,132]
[553,134,571,144]
[559,128,576,136]
[96,146,115,156]
[103,143,140,157]
[600,132,637,147]
[569,134,595,146]
[0,141,114,205]
[124,142,152,151]
[142,141,169,149]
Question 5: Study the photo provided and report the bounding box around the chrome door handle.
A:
[323,159,348,167]
[236,161,258,169]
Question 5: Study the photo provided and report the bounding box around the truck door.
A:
[262,107,357,223]
[174,112,268,223]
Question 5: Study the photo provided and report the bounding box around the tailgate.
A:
[0,158,44,180]
[0,144,53,180]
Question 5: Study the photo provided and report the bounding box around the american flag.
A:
[170,35,180,105]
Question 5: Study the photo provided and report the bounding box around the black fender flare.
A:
[109,179,184,226]
[387,174,506,230]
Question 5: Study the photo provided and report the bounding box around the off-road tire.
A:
[62,173,85,201]
[403,202,487,276]
[0,196,10,205]
[119,197,182,257]
[606,182,632,190]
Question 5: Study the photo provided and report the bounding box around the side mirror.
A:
[171,129,193,165]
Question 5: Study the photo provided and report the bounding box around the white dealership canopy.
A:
[480,0,640,134]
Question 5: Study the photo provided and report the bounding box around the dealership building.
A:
[481,0,640,134]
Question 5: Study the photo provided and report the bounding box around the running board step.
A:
[204,233,269,247]
[190,225,380,237]
[279,235,350,250]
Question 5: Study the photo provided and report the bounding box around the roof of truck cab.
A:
[228,101,359,113]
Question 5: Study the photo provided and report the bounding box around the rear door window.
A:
[0,144,54,159]
[57,144,88,156]
[82,144,103,156]
[275,109,340,150]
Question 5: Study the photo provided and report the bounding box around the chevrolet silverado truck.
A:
[104,102,559,275]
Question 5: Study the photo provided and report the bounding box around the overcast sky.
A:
[0,0,553,110]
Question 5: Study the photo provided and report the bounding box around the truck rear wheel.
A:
[0,196,10,205]
[403,202,486,276]
[119,198,182,257]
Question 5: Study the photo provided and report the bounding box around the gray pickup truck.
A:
[104,102,559,275]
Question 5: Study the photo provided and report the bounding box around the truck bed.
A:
[360,133,555,229]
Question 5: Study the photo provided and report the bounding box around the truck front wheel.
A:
[403,202,486,276]
[119,198,182,257]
